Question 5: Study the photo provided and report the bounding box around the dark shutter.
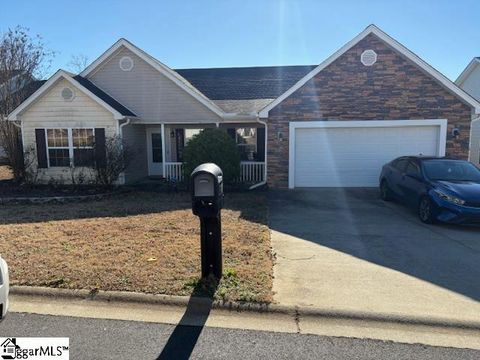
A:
[35,129,48,168]
[256,127,265,161]
[226,128,236,140]
[94,128,106,168]
[175,129,185,162]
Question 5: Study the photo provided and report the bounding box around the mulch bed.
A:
[0,165,116,199]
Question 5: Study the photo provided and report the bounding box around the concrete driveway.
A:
[269,188,480,322]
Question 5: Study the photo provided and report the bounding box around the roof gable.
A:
[80,39,225,117]
[8,70,136,120]
[259,25,480,117]
[455,57,480,86]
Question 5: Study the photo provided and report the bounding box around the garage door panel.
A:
[294,125,440,187]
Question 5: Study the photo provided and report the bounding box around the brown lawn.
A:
[0,190,273,302]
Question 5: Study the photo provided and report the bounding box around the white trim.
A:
[468,114,480,164]
[259,25,480,117]
[249,117,268,190]
[119,56,134,71]
[44,127,95,168]
[288,119,448,189]
[7,70,127,120]
[146,126,163,176]
[161,123,166,177]
[455,58,480,86]
[61,86,75,101]
[80,39,225,118]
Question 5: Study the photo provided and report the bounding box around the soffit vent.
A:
[361,50,377,66]
[119,56,134,71]
[61,87,75,101]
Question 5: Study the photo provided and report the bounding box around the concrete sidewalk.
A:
[270,189,480,325]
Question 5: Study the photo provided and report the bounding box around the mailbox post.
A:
[191,163,224,279]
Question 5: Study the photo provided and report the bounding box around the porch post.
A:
[161,123,166,177]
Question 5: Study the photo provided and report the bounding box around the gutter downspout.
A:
[119,118,131,138]
[249,116,267,190]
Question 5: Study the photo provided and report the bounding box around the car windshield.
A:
[423,160,480,182]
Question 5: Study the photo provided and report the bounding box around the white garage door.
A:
[292,121,445,188]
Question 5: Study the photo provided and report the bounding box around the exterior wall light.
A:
[452,128,460,139]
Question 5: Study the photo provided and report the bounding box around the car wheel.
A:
[380,180,393,201]
[418,196,436,224]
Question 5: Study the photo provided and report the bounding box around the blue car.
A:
[379,156,480,224]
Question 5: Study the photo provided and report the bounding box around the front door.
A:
[147,127,163,176]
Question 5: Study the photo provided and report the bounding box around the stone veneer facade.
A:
[266,33,474,188]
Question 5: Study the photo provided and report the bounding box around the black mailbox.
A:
[190,163,223,279]
[191,163,224,218]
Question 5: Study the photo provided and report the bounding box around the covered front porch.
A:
[128,122,266,185]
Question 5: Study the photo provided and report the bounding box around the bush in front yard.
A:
[95,136,134,186]
[183,129,241,184]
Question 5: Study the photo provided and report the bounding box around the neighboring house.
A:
[7,25,480,188]
[0,71,45,163]
[0,71,23,162]
[455,57,480,166]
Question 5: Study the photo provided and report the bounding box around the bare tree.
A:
[0,26,53,181]
[67,53,89,73]
[95,136,134,186]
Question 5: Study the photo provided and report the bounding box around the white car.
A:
[0,256,9,320]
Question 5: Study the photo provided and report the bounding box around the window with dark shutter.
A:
[94,128,106,168]
[47,129,70,167]
[73,129,94,167]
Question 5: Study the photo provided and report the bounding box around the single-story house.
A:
[455,57,480,165]
[7,24,480,188]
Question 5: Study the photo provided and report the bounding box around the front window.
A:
[46,128,95,167]
[185,129,202,144]
[47,129,70,167]
[236,127,257,161]
[72,129,94,166]
[423,160,480,182]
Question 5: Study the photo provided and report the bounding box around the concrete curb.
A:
[11,286,480,331]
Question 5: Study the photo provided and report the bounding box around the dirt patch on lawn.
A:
[0,191,272,302]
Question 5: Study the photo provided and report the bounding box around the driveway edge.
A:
[11,286,480,331]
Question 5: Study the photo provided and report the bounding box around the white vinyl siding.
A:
[290,120,446,188]
[88,47,222,124]
[471,120,480,166]
[460,64,480,101]
[19,79,117,183]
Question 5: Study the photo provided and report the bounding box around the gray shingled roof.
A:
[176,65,316,100]
[7,65,317,117]
[212,99,274,114]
